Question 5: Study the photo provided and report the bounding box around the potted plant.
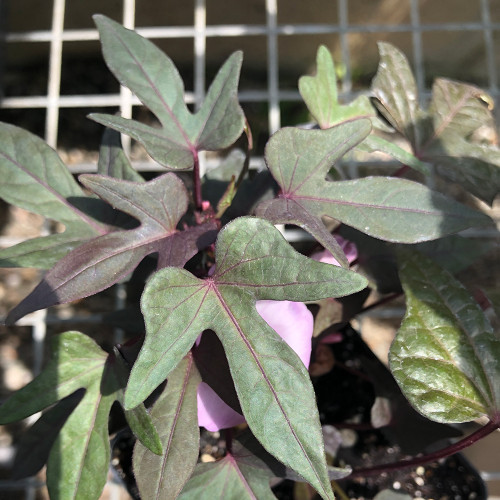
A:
[0,15,498,499]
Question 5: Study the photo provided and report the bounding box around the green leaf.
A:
[126,216,367,499]
[179,429,351,500]
[133,354,200,500]
[423,131,500,206]
[90,15,245,170]
[256,122,491,245]
[389,249,500,423]
[299,45,375,129]
[359,135,431,176]
[0,122,105,268]
[97,128,144,182]
[372,44,500,205]
[371,42,424,150]
[112,347,163,456]
[0,331,160,500]
[12,390,84,480]
[429,78,495,140]
[416,234,496,275]
[178,455,277,500]
[374,491,412,500]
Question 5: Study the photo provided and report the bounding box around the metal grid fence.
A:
[0,0,499,498]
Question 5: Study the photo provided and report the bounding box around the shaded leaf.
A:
[256,122,491,246]
[299,45,376,129]
[134,354,200,500]
[112,347,163,456]
[0,122,105,268]
[6,173,217,324]
[0,331,160,500]
[416,234,496,275]
[312,289,370,337]
[193,330,242,414]
[178,456,277,500]
[389,249,500,423]
[97,127,144,182]
[372,44,500,205]
[12,390,85,480]
[179,428,350,500]
[90,15,244,170]
[423,132,500,206]
[126,216,368,499]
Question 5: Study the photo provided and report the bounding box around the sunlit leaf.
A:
[6,173,217,324]
[299,45,376,129]
[359,135,431,176]
[90,15,244,170]
[126,216,367,499]
[372,42,423,150]
[256,121,491,247]
[390,249,500,423]
[0,122,106,268]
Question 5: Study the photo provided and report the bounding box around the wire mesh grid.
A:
[0,0,499,498]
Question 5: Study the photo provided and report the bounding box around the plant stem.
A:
[192,149,203,211]
[391,164,411,177]
[331,480,350,500]
[358,292,401,315]
[225,428,233,455]
[235,115,253,189]
[349,419,499,478]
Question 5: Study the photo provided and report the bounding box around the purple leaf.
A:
[127,216,368,499]
[90,15,244,170]
[6,173,217,324]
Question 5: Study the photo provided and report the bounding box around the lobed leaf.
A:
[12,390,84,480]
[299,45,376,129]
[97,128,144,182]
[178,455,277,500]
[372,43,500,205]
[359,135,431,176]
[389,249,500,423]
[90,15,245,170]
[134,354,200,500]
[372,42,423,149]
[429,78,495,140]
[0,122,105,268]
[126,216,368,499]
[256,121,491,246]
[179,428,351,500]
[6,173,217,324]
[0,331,160,500]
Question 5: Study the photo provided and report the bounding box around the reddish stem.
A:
[391,164,411,178]
[192,149,203,211]
[349,419,499,478]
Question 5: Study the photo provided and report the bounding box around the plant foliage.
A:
[0,16,498,500]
